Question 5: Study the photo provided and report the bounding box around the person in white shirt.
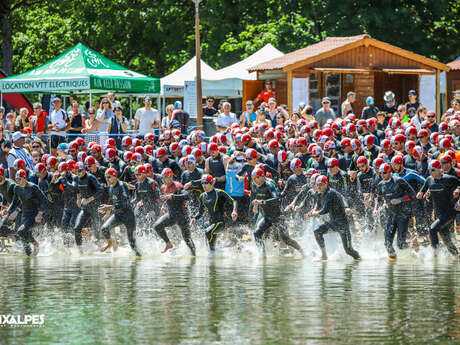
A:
[134,96,160,136]
[216,102,239,132]
[48,97,70,156]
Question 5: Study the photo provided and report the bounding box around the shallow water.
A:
[0,226,459,345]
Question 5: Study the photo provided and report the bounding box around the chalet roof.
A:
[249,34,449,72]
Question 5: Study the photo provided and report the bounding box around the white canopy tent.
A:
[161,45,284,99]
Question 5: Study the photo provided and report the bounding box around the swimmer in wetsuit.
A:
[190,174,238,252]
[98,168,141,256]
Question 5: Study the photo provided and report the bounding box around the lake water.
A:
[0,229,459,345]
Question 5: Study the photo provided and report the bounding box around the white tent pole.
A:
[0,92,2,108]
[89,90,92,108]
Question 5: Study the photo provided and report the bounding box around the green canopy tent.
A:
[0,43,160,110]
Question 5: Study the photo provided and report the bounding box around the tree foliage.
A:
[0,0,459,78]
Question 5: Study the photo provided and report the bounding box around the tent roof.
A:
[161,56,216,88]
[208,44,284,81]
[0,43,160,94]
[447,57,460,71]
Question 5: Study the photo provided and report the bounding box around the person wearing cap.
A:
[134,96,160,135]
[374,163,415,259]
[51,162,79,236]
[7,131,34,179]
[48,96,70,156]
[107,101,128,149]
[251,167,304,256]
[97,168,141,256]
[170,101,190,135]
[285,169,319,214]
[326,158,350,199]
[315,97,336,128]
[305,175,360,260]
[425,110,439,133]
[132,165,161,229]
[7,169,48,256]
[73,163,104,253]
[361,96,379,120]
[405,90,420,116]
[356,156,378,231]
[280,158,308,207]
[382,91,398,115]
[153,168,196,255]
[205,144,227,189]
[203,96,218,117]
[416,160,460,257]
[153,147,181,177]
[189,174,238,252]
[240,100,257,128]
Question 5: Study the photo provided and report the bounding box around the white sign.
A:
[292,77,309,111]
[0,78,90,93]
[419,75,436,112]
[184,80,197,118]
[163,85,184,97]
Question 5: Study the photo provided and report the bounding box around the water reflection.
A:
[0,256,459,345]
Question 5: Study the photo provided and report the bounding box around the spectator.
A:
[15,108,31,131]
[426,110,439,132]
[7,131,34,178]
[171,101,190,134]
[266,98,288,128]
[397,104,409,123]
[297,102,306,114]
[48,96,70,156]
[203,96,218,116]
[68,101,85,136]
[31,102,48,138]
[254,108,272,128]
[66,94,85,114]
[275,112,287,126]
[254,80,275,105]
[0,128,8,169]
[382,91,398,114]
[240,100,257,128]
[376,111,388,131]
[134,96,160,135]
[361,97,378,120]
[96,97,114,133]
[315,97,336,128]
[216,102,239,132]
[107,101,128,148]
[30,138,45,155]
[0,106,5,128]
[85,107,100,133]
[162,104,175,131]
[411,106,426,131]
[341,91,356,118]
[405,90,420,117]
[107,92,116,105]
[301,105,315,122]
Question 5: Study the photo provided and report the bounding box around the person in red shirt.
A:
[254,80,276,105]
[32,102,48,138]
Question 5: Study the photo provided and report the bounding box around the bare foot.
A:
[161,242,173,253]
[389,254,397,260]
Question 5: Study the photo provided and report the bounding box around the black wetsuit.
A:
[312,187,360,260]
[54,173,79,232]
[101,180,140,256]
[357,167,377,231]
[133,177,161,225]
[419,174,459,255]
[252,178,302,254]
[281,173,308,206]
[73,172,104,246]
[207,153,226,189]
[153,181,195,255]
[194,188,237,251]
[8,182,48,255]
[375,175,415,255]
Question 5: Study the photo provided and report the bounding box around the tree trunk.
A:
[1,14,13,75]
